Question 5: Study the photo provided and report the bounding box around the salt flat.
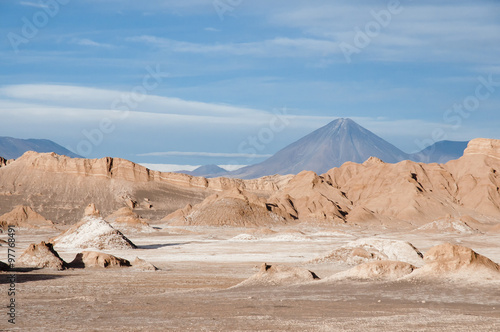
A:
[3,225,500,331]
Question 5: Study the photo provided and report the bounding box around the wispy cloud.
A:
[139,163,246,172]
[137,151,272,158]
[128,35,341,57]
[72,38,114,48]
[270,2,500,63]
[19,1,48,8]
[0,84,271,119]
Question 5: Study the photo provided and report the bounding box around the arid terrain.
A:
[2,138,500,331]
[2,225,500,331]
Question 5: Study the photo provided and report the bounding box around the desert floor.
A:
[2,225,500,331]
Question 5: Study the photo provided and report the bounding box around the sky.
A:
[1,0,499,170]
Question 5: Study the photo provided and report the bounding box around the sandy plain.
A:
[2,224,500,331]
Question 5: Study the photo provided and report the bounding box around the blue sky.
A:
[1,0,499,170]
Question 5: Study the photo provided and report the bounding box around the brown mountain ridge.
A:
[0,138,499,228]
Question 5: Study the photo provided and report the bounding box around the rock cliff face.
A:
[267,171,351,223]
[445,139,500,217]
[0,152,291,223]
[15,151,290,192]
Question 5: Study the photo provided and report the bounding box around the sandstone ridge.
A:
[2,139,500,227]
[12,151,290,192]
[463,138,500,159]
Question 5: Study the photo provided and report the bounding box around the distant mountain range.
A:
[177,164,228,177]
[0,137,82,159]
[219,118,469,179]
[0,119,470,180]
[409,140,469,164]
[231,118,409,179]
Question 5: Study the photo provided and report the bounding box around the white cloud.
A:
[269,2,500,64]
[219,164,246,171]
[73,38,114,48]
[0,84,271,119]
[139,163,246,172]
[0,83,476,145]
[128,35,341,58]
[19,1,48,8]
[137,151,272,158]
[139,163,200,172]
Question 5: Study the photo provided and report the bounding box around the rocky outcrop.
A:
[163,188,288,227]
[18,241,67,270]
[267,171,351,223]
[235,263,320,287]
[320,139,500,224]
[415,215,480,234]
[0,151,290,223]
[0,156,13,168]
[12,151,291,192]
[311,238,424,267]
[162,138,500,226]
[3,138,500,227]
[406,243,500,281]
[106,207,155,232]
[444,139,500,217]
[68,251,131,268]
[132,257,159,271]
[324,160,461,223]
[0,206,53,230]
[463,138,500,159]
[328,260,416,281]
[52,217,137,250]
[84,203,100,218]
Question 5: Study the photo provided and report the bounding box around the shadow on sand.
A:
[138,242,191,250]
[1,269,67,284]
